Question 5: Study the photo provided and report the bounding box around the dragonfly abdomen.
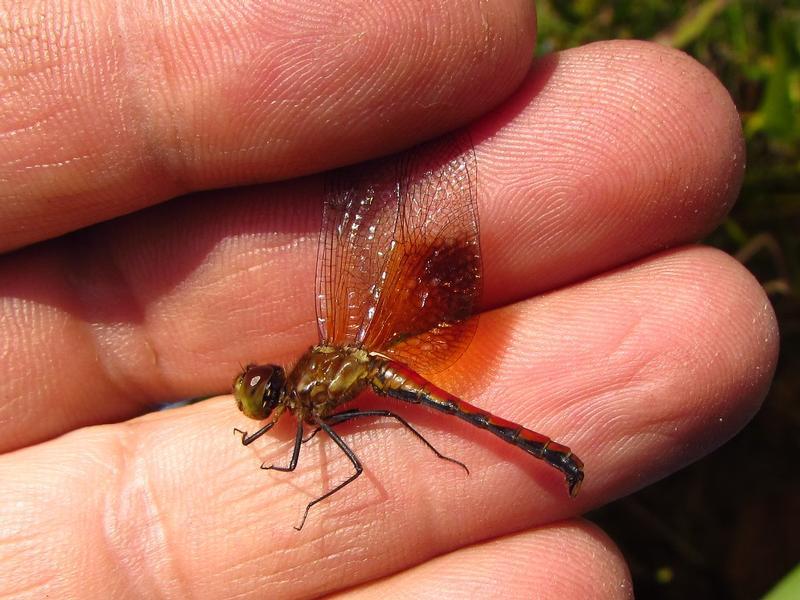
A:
[372,358,584,496]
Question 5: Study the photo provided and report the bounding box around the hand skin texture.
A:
[0,2,778,599]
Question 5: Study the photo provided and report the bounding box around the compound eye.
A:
[233,364,284,420]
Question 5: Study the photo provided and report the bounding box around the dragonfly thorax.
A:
[284,345,373,421]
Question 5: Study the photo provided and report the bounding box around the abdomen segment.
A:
[371,358,584,496]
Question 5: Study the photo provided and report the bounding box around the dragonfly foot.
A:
[293,503,314,531]
[302,428,321,443]
[443,456,469,475]
[261,462,298,472]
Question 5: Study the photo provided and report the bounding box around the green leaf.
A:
[763,563,800,600]
[668,0,728,49]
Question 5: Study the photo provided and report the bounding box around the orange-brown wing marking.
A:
[316,133,482,375]
[369,134,481,374]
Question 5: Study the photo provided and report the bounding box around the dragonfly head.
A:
[233,364,286,420]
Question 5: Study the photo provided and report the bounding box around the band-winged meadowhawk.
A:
[233,133,584,530]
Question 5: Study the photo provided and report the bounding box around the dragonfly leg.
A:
[261,422,304,472]
[324,409,469,474]
[295,419,363,531]
[234,420,276,446]
[302,408,361,443]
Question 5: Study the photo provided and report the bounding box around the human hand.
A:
[0,2,776,598]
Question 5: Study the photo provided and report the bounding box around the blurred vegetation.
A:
[536,1,799,598]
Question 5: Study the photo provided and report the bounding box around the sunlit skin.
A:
[234,135,583,530]
[0,0,771,593]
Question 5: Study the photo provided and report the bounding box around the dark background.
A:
[536,2,799,598]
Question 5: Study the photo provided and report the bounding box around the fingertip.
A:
[336,520,633,599]
[475,39,746,301]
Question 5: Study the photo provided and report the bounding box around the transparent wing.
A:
[316,149,401,346]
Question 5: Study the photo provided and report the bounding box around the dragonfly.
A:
[233,133,584,530]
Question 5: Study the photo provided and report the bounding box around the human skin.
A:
[0,2,777,599]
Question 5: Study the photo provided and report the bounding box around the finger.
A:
[331,522,632,599]
[0,0,536,251]
[0,247,776,598]
[0,41,745,449]
[475,39,744,306]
